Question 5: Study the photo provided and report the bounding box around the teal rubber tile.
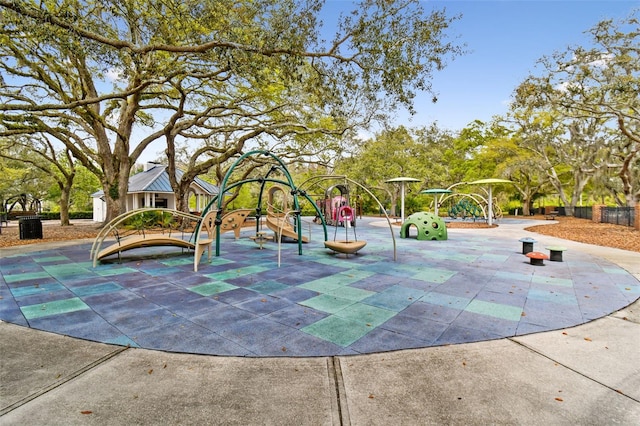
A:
[300,294,356,314]
[302,315,373,347]
[333,303,396,327]
[3,271,52,284]
[495,271,532,283]
[298,278,344,293]
[602,267,629,274]
[531,275,573,287]
[189,281,238,296]
[208,265,270,280]
[363,285,424,311]
[527,288,578,305]
[465,299,524,321]
[421,292,471,310]
[21,297,89,319]
[412,268,457,284]
[326,286,375,302]
[95,267,139,276]
[34,256,69,263]
[10,282,65,297]
[73,282,124,297]
[159,258,194,266]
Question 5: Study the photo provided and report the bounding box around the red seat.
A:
[526,251,549,266]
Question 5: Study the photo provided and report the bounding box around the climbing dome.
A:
[400,212,448,241]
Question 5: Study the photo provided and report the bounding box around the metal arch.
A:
[298,174,397,261]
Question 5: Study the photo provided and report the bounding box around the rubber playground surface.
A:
[1,217,638,357]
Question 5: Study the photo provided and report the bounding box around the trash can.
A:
[19,216,43,240]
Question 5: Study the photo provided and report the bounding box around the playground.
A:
[1,215,638,357]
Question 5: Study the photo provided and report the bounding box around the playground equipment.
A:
[265,185,310,243]
[400,212,448,241]
[448,198,483,221]
[91,208,252,271]
[317,183,366,255]
[317,184,357,227]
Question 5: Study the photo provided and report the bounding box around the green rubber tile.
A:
[159,258,194,266]
[189,281,238,296]
[43,264,92,278]
[465,299,524,321]
[21,297,89,319]
[326,286,375,302]
[602,267,629,275]
[495,271,532,283]
[302,315,373,347]
[3,271,51,284]
[211,265,269,280]
[299,278,344,293]
[531,275,573,287]
[95,267,139,276]
[299,294,356,314]
[34,256,69,263]
[248,280,289,294]
[412,268,456,284]
[333,303,396,327]
[11,283,65,297]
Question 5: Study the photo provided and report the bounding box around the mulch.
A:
[1,215,638,253]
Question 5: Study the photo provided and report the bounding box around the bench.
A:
[526,251,549,266]
[545,246,567,262]
[545,211,559,220]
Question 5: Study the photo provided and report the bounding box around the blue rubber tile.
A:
[234,295,292,316]
[521,300,584,327]
[420,291,471,310]
[474,289,528,308]
[527,288,578,305]
[217,317,297,353]
[177,332,252,356]
[27,309,129,342]
[189,281,238,296]
[265,304,328,329]
[269,286,318,303]
[401,300,463,324]
[258,329,349,357]
[189,304,257,328]
[433,324,503,346]
[168,297,224,318]
[379,314,449,344]
[349,327,436,353]
[349,275,402,292]
[212,287,260,305]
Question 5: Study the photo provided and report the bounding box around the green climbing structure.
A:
[400,212,448,241]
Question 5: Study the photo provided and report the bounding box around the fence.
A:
[573,206,592,220]
[600,206,635,227]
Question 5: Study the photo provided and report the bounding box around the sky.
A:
[325,0,638,133]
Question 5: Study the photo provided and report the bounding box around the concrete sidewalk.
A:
[1,221,639,424]
[1,301,638,425]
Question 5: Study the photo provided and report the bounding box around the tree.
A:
[0,135,78,224]
[513,10,640,206]
[0,0,464,221]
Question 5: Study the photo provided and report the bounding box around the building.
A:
[92,163,220,222]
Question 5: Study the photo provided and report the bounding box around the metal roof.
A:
[93,165,220,196]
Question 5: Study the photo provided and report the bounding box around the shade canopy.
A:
[420,188,452,216]
[468,178,513,226]
[420,188,452,194]
[385,177,420,223]
[385,177,421,183]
